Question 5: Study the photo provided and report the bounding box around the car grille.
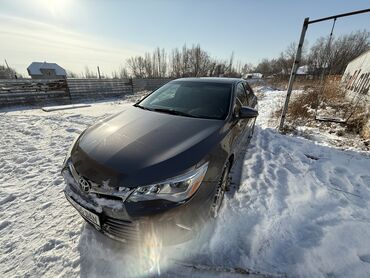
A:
[102,217,141,242]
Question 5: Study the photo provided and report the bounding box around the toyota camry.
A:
[62,77,258,244]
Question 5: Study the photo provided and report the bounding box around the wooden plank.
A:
[42,103,91,112]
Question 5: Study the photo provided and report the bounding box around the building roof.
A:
[27,62,67,76]
[347,48,370,65]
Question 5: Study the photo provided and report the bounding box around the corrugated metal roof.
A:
[347,48,370,65]
[27,62,67,76]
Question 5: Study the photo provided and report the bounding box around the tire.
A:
[210,162,230,218]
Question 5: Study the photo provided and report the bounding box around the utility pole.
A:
[279,17,309,131]
[278,8,370,131]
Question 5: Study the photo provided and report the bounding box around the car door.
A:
[230,82,250,155]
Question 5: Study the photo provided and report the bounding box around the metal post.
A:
[279,17,309,131]
[97,66,101,79]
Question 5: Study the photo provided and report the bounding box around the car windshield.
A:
[136,81,232,120]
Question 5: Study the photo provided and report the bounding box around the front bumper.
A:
[62,165,215,245]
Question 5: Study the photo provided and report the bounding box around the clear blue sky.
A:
[1,0,369,76]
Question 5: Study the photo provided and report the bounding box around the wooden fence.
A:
[132,78,172,93]
[0,78,174,108]
[66,79,132,100]
[0,79,70,107]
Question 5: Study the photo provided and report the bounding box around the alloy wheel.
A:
[211,164,230,218]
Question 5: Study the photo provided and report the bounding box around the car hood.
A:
[71,106,225,187]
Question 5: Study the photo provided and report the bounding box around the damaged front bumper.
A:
[62,162,212,245]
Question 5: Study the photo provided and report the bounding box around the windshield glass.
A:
[137,81,232,120]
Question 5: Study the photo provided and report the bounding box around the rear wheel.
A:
[210,162,230,218]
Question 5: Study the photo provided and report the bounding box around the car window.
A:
[243,83,254,105]
[235,83,248,105]
[149,83,180,104]
[234,83,249,116]
[139,81,232,120]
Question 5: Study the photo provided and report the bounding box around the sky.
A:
[1,0,369,77]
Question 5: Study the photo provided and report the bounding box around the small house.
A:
[27,62,67,79]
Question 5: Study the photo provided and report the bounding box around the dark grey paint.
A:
[72,106,225,187]
[71,78,257,188]
[64,77,258,243]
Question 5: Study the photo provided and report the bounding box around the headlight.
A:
[128,162,209,203]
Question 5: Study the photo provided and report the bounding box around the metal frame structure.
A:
[279,8,370,131]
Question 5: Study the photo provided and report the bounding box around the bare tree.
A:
[84,66,97,78]
[308,30,370,75]
[118,66,130,79]
[181,44,190,76]
[330,30,370,74]
[144,52,153,78]
[170,48,182,78]
[66,70,80,78]
[125,44,244,78]
[0,65,20,79]
[188,44,211,76]
[126,56,145,78]
[121,29,368,79]
[242,63,255,75]
[255,59,273,75]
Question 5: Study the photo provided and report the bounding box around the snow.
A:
[1,90,370,277]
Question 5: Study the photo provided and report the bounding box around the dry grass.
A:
[346,106,368,135]
[267,76,332,91]
[274,78,369,139]
[287,88,318,120]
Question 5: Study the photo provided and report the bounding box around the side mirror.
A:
[239,106,258,119]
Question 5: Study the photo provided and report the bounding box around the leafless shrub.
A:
[84,66,98,79]
[346,106,368,135]
[0,65,21,79]
[276,79,369,138]
[308,30,370,75]
[125,44,244,78]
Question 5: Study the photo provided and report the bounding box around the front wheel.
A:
[210,162,230,218]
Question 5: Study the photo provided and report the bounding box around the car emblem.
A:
[78,177,91,193]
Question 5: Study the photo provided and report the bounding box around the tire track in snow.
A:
[212,125,370,277]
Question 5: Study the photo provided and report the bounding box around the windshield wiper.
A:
[133,104,153,111]
[152,108,199,118]
[135,105,204,118]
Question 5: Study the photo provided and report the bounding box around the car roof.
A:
[172,77,245,85]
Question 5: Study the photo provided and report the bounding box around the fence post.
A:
[97,66,101,79]
[279,17,309,131]
[129,78,134,94]
[65,78,72,104]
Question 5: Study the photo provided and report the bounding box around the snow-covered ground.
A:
[1,91,370,277]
